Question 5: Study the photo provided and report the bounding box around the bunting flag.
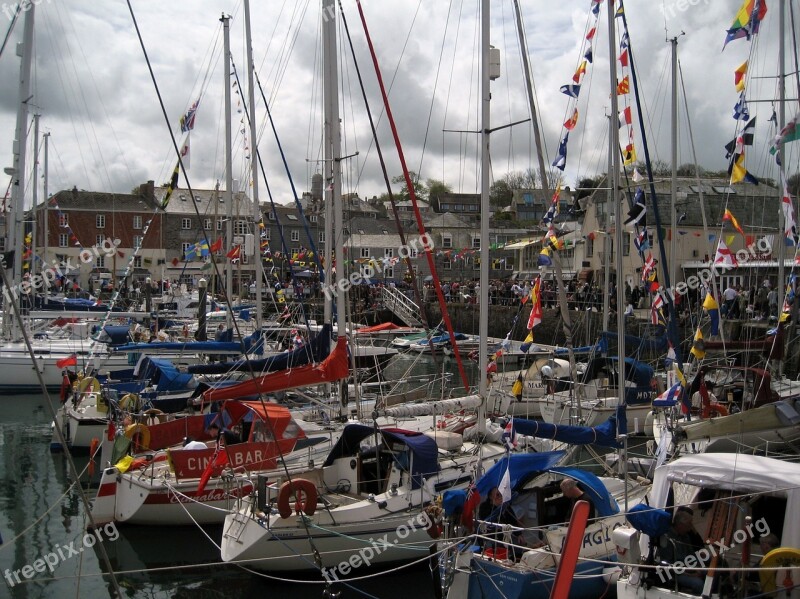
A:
[703,293,721,336]
[641,254,656,282]
[180,135,191,169]
[526,277,543,330]
[502,420,517,451]
[723,209,746,237]
[651,293,665,326]
[618,106,632,129]
[723,0,768,49]
[538,247,553,267]
[733,93,750,121]
[560,84,581,98]
[616,76,630,95]
[634,229,650,253]
[724,116,755,159]
[584,45,593,64]
[654,382,682,406]
[210,237,223,253]
[782,179,799,244]
[226,245,241,262]
[769,113,800,163]
[632,168,644,183]
[198,239,210,258]
[734,60,748,92]
[572,60,588,83]
[161,163,180,209]
[586,26,596,41]
[56,354,77,369]
[591,0,603,16]
[618,48,629,67]
[624,188,646,227]
[180,99,199,133]
[714,239,738,267]
[623,143,637,166]
[620,30,629,50]
[552,133,569,170]
[729,151,759,185]
[564,108,579,130]
[511,373,525,400]
[690,327,706,360]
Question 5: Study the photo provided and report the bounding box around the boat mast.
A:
[243,0,262,330]
[607,0,628,510]
[477,0,490,434]
[777,0,786,375]
[43,131,49,304]
[31,113,39,287]
[603,116,612,331]
[669,38,678,292]
[221,13,234,329]
[6,3,34,339]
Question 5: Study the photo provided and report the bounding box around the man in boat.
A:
[560,479,596,522]
[478,487,538,556]
[659,510,706,594]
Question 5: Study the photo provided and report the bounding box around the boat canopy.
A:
[509,407,626,448]
[112,341,244,354]
[98,325,132,346]
[323,424,440,490]
[188,324,330,375]
[138,357,195,393]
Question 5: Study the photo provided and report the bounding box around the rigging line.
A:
[0,2,20,60]
[124,5,250,367]
[356,1,470,394]
[414,0,453,180]
[0,261,123,597]
[337,1,435,346]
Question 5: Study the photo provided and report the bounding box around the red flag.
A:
[56,354,78,369]
[616,76,630,95]
[619,48,629,67]
[196,445,230,495]
[226,245,241,261]
[171,257,180,266]
[564,108,579,130]
[210,237,223,253]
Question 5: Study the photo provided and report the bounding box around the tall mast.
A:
[43,131,49,303]
[477,0,491,434]
[243,0,262,330]
[6,3,34,338]
[669,37,678,290]
[777,0,786,369]
[31,113,39,284]
[603,116,612,332]
[221,13,234,329]
[322,1,334,328]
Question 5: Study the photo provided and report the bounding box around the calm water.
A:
[0,353,472,598]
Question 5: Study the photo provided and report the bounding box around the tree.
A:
[575,175,605,201]
[490,179,514,207]
[426,179,452,206]
[677,163,706,177]
[391,172,427,203]
[788,173,800,197]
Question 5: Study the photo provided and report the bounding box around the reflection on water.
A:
[0,367,440,598]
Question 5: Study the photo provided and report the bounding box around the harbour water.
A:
[0,353,473,598]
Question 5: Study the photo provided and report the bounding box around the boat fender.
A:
[78,377,100,395]
[88,437,100,477]
[702,402,728,419]
[119,393,140,411]
[124,423,151,451]
[142,408,165,425]
[277,479,317,519]
[761,547,800,593]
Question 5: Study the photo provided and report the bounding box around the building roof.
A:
[424,212,473,229]
[157,186,253,217]
[45,188,156,212]
[347,233,405,248]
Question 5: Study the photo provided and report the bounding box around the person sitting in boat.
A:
[560,479,596,522]
[292,329,304,349]
[691,379,718,414]
[658,509,706,594]
[478,487,528,555]
[754,533,780,596]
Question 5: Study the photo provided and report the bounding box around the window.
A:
[0,238,4,252]
[384,267,393,279]
[96,235,104,246]
[291,230,300,242]
[133,236,143,249]
[623,232,631,257]
[385,248,394,258]
[505,257,514,270]
[442,234,452,248]
[263,228,270,240]
[492,260,501,271]
[182,218,192,230]
[235,220,247,236]
[360,248,370,259]
[59,234,68,248]
[216,220,223,231]
[59,213,68,227]
[133,256,142,268]
[204,219,212,231]
[95,255,105,269]
[472,235,480,249]
[287,214,298,221]
[182,242,192,256]
[309,214,318,223]
[318,231,325,243]
[586,236,594,257]
[133,215,142,230]
[268,212,275,221]
[443,259,451,270]
[96,214,105,228]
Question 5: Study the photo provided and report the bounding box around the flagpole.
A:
[221,13,234,330]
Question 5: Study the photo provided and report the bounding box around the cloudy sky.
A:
[0,0,791,210]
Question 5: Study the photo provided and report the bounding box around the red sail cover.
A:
[203,338,350,402]
[355,322,406,334]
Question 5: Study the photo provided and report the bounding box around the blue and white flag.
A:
[502,420,517,451]
[552,133,569,171]
[653,382,682,407]
[733,93,750,121]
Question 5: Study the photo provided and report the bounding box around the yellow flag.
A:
[725,234,735,246]
[690,328,706,360]
[730,153,746,184]
[523,331,534,343]
[673,363,687,388]
[511,374,524,400]
[114,455,135,474]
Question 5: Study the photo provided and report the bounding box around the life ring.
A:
[119,393,140,411]
[142,408,165,425]
[761,547,800,594]
[78,377,100,395]
[702,402,729,419]
[88,437,99,477]
[124,423,151,451]
[277,479,318,519]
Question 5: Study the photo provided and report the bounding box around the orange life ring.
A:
[277,479,318,519]
[702,402,729,419]
[124,423,151,451]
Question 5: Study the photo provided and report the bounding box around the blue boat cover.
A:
[147,358,195,392]
[627,503,672,537]
[99,325,132,346]
[112,341,244,353]
[187,324,331,375]
[509,408,624,448]
[548,467,620,517]
[322,424,439,489]
[475,451,566,498]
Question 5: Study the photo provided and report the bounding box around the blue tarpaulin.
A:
[627,503,672,537]
[112,341,243,353]
[548,467,620,517]
[475,451,566,498]
[509,407,626,448]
